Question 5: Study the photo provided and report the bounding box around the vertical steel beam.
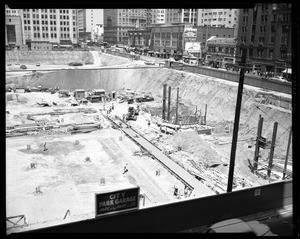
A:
[162,84,167,120]
[267,122,278,177]
[204,104,207,125]
[283,126,292,180]
[167,86,171,121]
[227,48,247,193]
[253,115,264,172]
[175,87,179,125]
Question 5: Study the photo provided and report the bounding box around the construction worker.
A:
[43,142,48,151]
[123,163,128,174]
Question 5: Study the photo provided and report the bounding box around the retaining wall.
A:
[26,180,292,233]
[171,64,292,95]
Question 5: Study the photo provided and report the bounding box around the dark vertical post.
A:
[283,126,292,180]
[175,87,179,125]
[253,115,264,172]
[267,122,278,177]
[227,48,247,193]
[167,86,171,121]
[162,84,167,120]
[204,104,207,125]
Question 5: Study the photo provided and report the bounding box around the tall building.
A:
[5,6,25,47]
[103,9,147,44]
[77,9,103,40]
[236,3,292,75]
[165,9,198,26]
[197,9,240,37]
[20,8,78,46]
[151,9,165,24]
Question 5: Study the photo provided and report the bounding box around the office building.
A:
[77,9,103,40]
[197,9,240,37]
[20,8,78,47]
[5,6,25,48]
[165,9,198,26]
[103,9,147,44]
[236,3,292,75]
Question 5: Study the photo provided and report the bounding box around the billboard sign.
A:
[184,28,197,42]
[95,187,140,217]
[185,42,201,52]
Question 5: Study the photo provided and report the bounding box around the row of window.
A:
[23,9,76,14]
[208,46,235,54]
[33,32,76,38]
[24,20,76,26]
[241,35,288,45]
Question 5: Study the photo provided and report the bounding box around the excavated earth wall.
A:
[6,51,94,65]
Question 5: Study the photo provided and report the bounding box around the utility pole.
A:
[227,48,247,193]
[282,126,292,180]
[267,122,278,177]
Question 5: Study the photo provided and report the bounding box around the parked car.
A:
[7,63,12,66]
[70,101,79,106]
[79,98,88,105]
[20,65,27,69]
[144,96,154,102]
[144,61,155,65]
[69,62,83,66]
[36,63,40,66]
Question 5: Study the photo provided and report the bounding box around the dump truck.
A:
[126,106,139,121]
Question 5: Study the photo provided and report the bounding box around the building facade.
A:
[236,3,292,75]
[206,36,237,68]
[150,24,185,57]
[103,9,147,44]
[77,9,103,40]
[20,8,78,47]
[5,15,25,48]
[128,29,151,48]
[5,6,25,48]
[165,9,198,26]
[197,9,240,37]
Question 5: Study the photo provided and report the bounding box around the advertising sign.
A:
[185,42,201,52]
[184,28,197,42]
[95,187,140,217]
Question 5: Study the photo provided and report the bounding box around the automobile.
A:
[144,61,155,65]
[36,63,40,66]
[20,65,27,69]
[144,96,154,102]
[79,98,88,105]
[135,97,145,103]
[127,98,134,104]
[70,101,79,106]
[69,62,83,66]
[7,63,12,66]
[206,218,277,236]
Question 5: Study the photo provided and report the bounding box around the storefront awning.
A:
[282,68,292,74]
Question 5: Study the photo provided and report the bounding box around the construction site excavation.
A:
[6,51,293,233]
